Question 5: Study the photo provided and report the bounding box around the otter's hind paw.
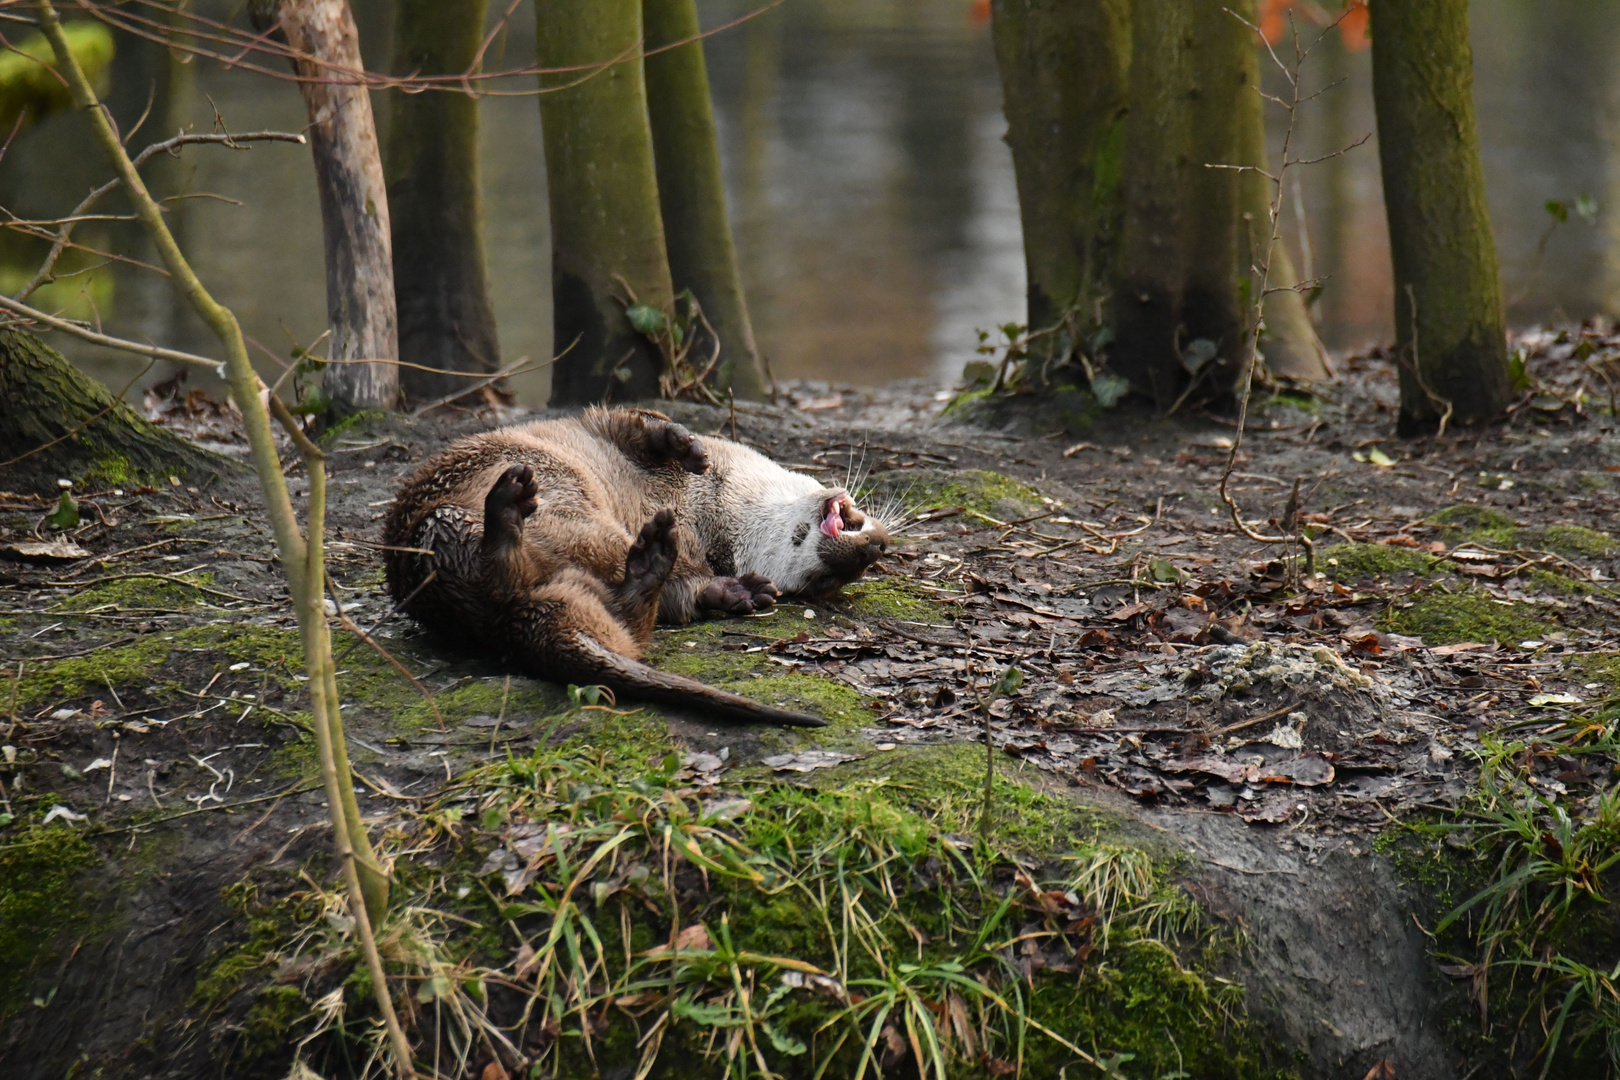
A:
[646,419,709,475]
[700,573,779,615]
[624,509,679,596]
[484,463,539,542]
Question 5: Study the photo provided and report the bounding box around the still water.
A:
[4,0,1615,403]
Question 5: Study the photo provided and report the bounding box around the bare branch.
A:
[1290,131,1373,168]
[14,129,304,300]
[0,291,221,371]
[1225,7,1294,86]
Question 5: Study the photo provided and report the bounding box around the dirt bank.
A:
[3,339,1617,1078]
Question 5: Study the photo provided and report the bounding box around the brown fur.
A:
[382,408,887,726]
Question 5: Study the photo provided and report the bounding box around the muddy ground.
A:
[3,333,1619,1079]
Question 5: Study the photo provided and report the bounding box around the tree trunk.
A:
[1234,12,1329,382]
[1371,0,1512,432]
[1182,0,1247,400]
[269,0,400,413]
[0,330,234,494]
[1111,0,1194,407]
[989,0,1129,348]
[536,0,674,405]
[385,0,504,408]
[643,0,764,399]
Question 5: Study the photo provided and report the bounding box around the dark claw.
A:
[700,573,780,615]
[624,508,679,592]
[485,463,539,538]
[649,420,710,475]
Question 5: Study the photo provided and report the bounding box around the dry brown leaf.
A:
[675,923,711,952]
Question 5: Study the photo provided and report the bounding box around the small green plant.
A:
[1436,720,1620,1077]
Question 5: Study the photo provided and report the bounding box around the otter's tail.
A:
[560,633,827,728]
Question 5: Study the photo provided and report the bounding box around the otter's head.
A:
[752,484,889,598]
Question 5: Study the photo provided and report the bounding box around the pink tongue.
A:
[820,503,844,538]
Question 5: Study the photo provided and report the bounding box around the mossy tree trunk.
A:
[1182,0,1248,400]
[385,0,503,407]
[989,0,1129,354]
[537,0,674,405]
[258,0,400,413]
[1371,0,1512,432]
[0,329,233,494]
[643,0,764,399]
[1110,0,1194,407]
[0,22,114,135]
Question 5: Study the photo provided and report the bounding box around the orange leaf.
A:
[1340,2,1370,52]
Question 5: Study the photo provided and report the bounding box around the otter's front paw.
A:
[699,573,779,615]
[624,509,679,595]
[484,463,539,540]
[646,419,709,474]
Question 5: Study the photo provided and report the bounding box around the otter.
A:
[382,407,889,727]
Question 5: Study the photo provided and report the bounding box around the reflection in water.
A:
[3,0,1615,402]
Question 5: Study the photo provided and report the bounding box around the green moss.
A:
[1426,507,1614,564]
[317,409,389,447]
[57,574,209,613]
[559,704,674,770]
[1532,524,1616,560]
[840,741,1102,852]
[875,468,1042,519]
[85,451,133,487]
[0,827,100,1011]
[731,672,871,724]
[16,633,175,707]
[1321,542,1445,580]
[1427,504,1518,545]
[1263,389,1324,414]
[241,984,310,1059]
[17,623,310,711]
[940,386,995,417]
[839,577,949,623]
[1380,589,1546,645]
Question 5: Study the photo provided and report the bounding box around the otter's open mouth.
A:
[820,493,856,538]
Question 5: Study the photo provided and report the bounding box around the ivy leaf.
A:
[1367,447,1395,467]
[44,490,79,530]
[1090,373,1131,409]
[993,666,1023,698]
[626,303,667,336]
[416,974,453,1003]
[762,1021,808,1056]
[1148,556,1184,583]
[1181,337,1219,374]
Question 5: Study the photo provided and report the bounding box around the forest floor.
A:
[3,329,1619,1080]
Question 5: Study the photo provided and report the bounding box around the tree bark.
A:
[267,0,400,413]
[1182,0,1247,399]
[1236,64,1330,382]
[385,0,504,407]
[643,0,764,399]
[1111,0,1194,407]
[989,0,1129,345]
[536,0,674,405]
[1371,0,1512,432]
[0,329,234,494]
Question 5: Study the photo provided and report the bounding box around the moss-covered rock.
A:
[1380,589,1547,646]
[1322,542,1446,580]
